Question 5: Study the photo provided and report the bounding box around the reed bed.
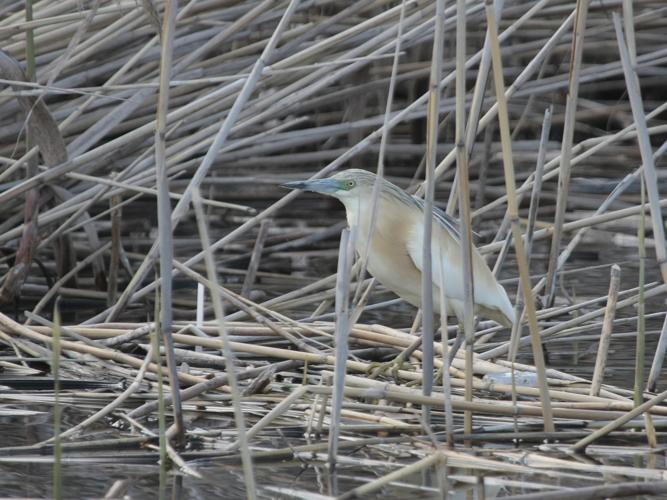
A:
[1,0,667,497]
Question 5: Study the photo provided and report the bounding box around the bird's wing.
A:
[405,216,466,303]
[405,209,514,324]
[410,197,460,241]
[408,196,482,242]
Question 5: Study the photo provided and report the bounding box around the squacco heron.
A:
[284,169,514,327]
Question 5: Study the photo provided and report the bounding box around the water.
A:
[1,208,665,499]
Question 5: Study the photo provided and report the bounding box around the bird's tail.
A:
[478,285,515,328]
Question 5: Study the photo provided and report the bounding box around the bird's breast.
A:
[350,199,425,308]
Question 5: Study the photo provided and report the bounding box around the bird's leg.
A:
[369,319,468,382]
[367,335,421,380]
[434,322,465,383]
[448,322,465,366]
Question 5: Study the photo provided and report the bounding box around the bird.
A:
[282,169,515,327]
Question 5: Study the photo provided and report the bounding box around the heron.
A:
[282,169,514,328]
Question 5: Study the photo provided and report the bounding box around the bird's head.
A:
[281,169,375,202]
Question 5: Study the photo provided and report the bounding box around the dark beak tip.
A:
[280,178,339,194]
[281,181,305,190]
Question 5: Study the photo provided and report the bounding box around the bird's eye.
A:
[346,180,356,189]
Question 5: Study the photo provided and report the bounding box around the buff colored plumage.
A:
[283,169,514,327]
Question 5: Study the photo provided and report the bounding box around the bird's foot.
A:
[367,358,415,382]
[434,366,444,385]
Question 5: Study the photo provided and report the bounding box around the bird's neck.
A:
[341,196,370,235]
[341,195,396,258]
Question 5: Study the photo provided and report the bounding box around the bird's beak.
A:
[281,178,340,194]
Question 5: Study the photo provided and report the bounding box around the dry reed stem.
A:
[614,12,667,286]
[420,0,446,421]
[502,480,667,500]
[338,452,442,499]
[571,385,667,452]
[103,0,301,324]
[484,0,554,433]
[648,315,667,392]
[1,2,666,494]
[589,264,621,397]
[192,190,256,497]
[154,0,184,447]
[506,106,551,360]
[240,219,271,298]
[452,0,477,444]
[543,0,589,306]
[328,227,353,470]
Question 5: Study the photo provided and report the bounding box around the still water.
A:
[1,240,665,498]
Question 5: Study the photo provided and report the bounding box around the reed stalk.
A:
[590,265,621,397]
[192,190,256,499]
[507,106,551,360]
[107,178,121,306]
[154,0,184,446]
[452,0,477,444]
[2,2,667,495]
[338,452,442,500]
[421,0,447,415]
[151,292,167,500]
[484,0,554,432]
[51,302,62,500]
[571,386,667,451]
[613,12,667,287]
[634,179,646,408]
[103,0,301,323]
[438,249,454,447]
[543,0,589,307]
[648,315,667,392]
[328,228,353,471]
